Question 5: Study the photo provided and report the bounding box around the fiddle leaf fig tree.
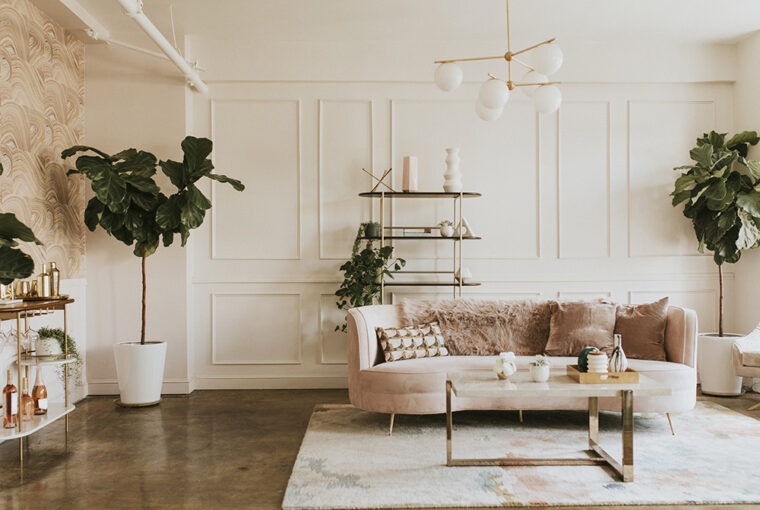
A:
[0,163,42,285]
[671,130,760,336]
[334,223,405,332]
[63,136,245,344]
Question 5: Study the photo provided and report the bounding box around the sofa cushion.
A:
[615,297,669,361]
[376,322,449,362]
[544,301,616,356]
[400,299,553,356]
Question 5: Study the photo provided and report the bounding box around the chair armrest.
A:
[664,306,698,367]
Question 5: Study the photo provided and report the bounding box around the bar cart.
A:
[1,298,75,472]
[358,191,482,302]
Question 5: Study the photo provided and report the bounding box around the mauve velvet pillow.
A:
[544,301,616,356]
[615,297,669,361]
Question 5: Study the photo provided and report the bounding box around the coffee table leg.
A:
[588,396,599,447]
[446,380,452,466]
[622,389,634,482]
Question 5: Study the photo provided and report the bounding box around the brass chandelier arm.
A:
[511,56,534,71]
[434,55,506,64]
[513,81,560,87]
[511,37,556,57]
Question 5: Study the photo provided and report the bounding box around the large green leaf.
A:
[737,190,760,217]
[160,159,186,189]
[0,213,42,245]
[690,144,713,167]
[726,131,760,157]
[83,197,104,231]
[61,145,112,160]
[181,136,213,175]
[745,159,760,180]
[186,185,212,210]
[113,150,158,173]
[90,167,128,213]
[0,246,35,285]
[736,209,760,250]
[208,173,245,191]
[156,197,181,230]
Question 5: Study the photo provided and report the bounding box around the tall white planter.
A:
[442,148,462,192]
[698,333,743,396]
[114,341,167,406]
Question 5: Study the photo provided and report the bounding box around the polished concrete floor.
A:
[0,389,758,510]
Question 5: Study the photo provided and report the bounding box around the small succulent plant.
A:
[530,354,550,367]
[438,220,454,227]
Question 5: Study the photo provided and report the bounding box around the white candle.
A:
[403,156,418,192]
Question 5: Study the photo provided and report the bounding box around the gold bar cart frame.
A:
[445,380,636,482]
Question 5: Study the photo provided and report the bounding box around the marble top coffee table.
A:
[445,371,672,482]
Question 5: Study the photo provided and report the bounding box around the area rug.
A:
[282,401,760,508]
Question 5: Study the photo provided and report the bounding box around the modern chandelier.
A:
[433,0,563,120]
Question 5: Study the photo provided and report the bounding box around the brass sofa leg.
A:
[518,410,523,423]
[666,413,675,436]
[748,402,760,412]
[388,413,395,436]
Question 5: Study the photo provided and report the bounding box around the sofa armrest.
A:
[664,306,698,367]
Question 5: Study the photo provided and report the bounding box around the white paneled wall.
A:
[189,80,733,388]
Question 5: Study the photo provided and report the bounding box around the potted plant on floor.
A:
[334,223,405,332]
[672,130,760,395]
[63,137,244,405]
[0,164,42,286]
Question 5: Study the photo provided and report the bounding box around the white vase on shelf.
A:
[443,148,462,192]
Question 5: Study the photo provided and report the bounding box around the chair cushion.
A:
[544,301,616,356]
[615,297,668,361]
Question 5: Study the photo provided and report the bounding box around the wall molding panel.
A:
[189,81,735,389]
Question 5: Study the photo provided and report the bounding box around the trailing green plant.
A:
[334,223,405,332]
[0,164,42,285]
[671,130,760,336]
[37,327,82,385]
[62,136,245,344]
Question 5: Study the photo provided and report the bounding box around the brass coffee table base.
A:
[445,381,635,482]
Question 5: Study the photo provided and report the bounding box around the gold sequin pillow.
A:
[376,322,449,362]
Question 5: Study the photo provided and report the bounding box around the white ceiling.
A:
[50,0,760,46]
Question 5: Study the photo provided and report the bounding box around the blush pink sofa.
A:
[347,304,698,415]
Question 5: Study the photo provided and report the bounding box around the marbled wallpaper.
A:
[0,0,85,279]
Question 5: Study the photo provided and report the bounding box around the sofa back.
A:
[346,303,698,375]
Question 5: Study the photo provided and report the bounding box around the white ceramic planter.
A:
[530,364,550,382]
[698,333,743,396]
[114,341,167,406]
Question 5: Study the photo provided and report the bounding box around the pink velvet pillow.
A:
[544,301,616,356]
[615,297,669,361]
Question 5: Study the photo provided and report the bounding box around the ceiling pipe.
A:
[115,0,209,94]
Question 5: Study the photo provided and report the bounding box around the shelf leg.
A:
[16,312,22,435]
[458,193,463,298]
[380,192,384,305]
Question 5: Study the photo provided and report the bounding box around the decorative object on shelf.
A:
[37,328,83,386]
[454,267,473,283]
[671,130,760,395]
[402,156,418,192]
[529,354,551,382]
[438,220,454,237]
[47,262,61,297]
[0,165,43,287]
[335,224,406,332]
[403,227,433,237]
[3,369,17,429]
[364,222,382,238]
[493,351,517,380]
[461,216,476,238]
[36,270,51,298]
[20,377,33,421]
[566,364,639,384]
[361,167,396,193]
[442,148,462,192]
[587,351,609,374]
[577,346,599,373]
[63,136,245,406]
[609,333,628,373]
[32,367,47,415]
[433,0,563,119]
[453,221,468,238]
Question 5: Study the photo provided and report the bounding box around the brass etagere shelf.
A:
[359,191,482,303]
[0,298,75,475]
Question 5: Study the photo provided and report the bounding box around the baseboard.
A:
[193,376,348,389]
[87,378,192,395]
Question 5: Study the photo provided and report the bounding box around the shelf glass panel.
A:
[0,403,75,441]
[358,191,481,198]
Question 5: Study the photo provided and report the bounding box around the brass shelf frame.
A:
[359,191,482,302]
[0,298,75,477]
